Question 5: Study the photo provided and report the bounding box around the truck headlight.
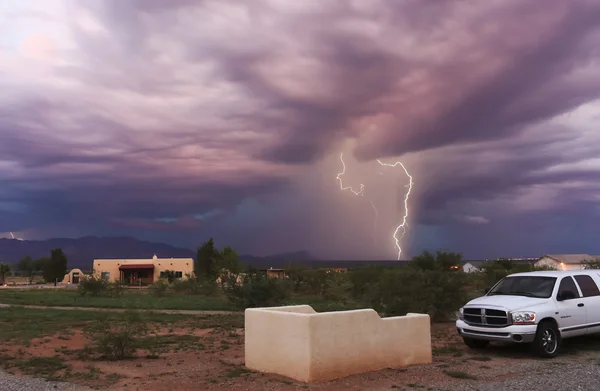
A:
[511,311,536,324]
[458,307,464,320]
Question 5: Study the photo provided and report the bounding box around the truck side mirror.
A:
[557,290,576,301]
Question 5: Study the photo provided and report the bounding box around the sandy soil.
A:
[2,322,600,391]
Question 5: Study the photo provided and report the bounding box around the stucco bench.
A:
[245,305,432,382]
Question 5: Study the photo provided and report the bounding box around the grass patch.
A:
[137,334,206,354]
[0,307,243,344]
[0,289,236,311]
[443,370,477,380]
[16,356,69,380]
[223,366,253,378]
[0,289,362,314]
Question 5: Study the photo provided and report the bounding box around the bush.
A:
[171,277,219,296]
[149,279,170,297]
[366,269,468,322]
[322,272,354,304]
[78,275,109,296]
[86,311,149,360]
[220,272,289,308]
[78,275,124,297]
[347,266,386,299]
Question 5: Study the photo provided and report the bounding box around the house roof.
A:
[541,254,597,264]
[461,261,486,267]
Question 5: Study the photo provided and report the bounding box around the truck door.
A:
[573,274,600,334]
[555,276,587,337]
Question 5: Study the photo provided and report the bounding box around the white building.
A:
[461,261,484,273]
[535,254,600,271]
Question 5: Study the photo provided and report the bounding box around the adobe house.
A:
[535,254,599,271]
[93,254,194,285]
[62,268,85,284]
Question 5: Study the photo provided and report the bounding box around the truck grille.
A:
[463,307,509,327]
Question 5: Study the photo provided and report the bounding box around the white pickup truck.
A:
[456,270,600,357]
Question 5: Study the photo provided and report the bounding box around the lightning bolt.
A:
[336,153,365,196]
[335,152,413,260]
[9,232,24,241]
[376,159,413,260]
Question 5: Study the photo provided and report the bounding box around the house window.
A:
[101,272,110,280]
[160,272,166,278]
[175,271,183,279]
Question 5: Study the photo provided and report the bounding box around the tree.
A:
[161,270,177,283]
[411,250,462,271]
[17,256,35,284]
[0,263,10,285]
[583,259,600,270]
[217,246,242,274]
[196,238,218,280]
[34,257,48,274]
[42,248,68,286]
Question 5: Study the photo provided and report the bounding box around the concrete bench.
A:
[245,305,432,382]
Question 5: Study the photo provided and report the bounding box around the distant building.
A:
[62,268,86,284]
[93,254,194,285]
[535,254,599,271]
[461,261,485,273]
[263,267,287,279]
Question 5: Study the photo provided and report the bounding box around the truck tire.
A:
[463,337,489,349]
[532,321,561,358]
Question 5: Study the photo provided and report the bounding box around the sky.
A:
[1,0,600,260]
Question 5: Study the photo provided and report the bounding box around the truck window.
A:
[557,276,580,298]
[573,275,600,297]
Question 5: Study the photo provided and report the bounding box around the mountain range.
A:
[0,236,317,270]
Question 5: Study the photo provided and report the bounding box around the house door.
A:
[72,272,80,284]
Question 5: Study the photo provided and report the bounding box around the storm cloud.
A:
[1,0,600,259]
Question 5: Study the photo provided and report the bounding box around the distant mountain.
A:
[0,236,317,271]
[238,250,317,269]
[0,236,195,269]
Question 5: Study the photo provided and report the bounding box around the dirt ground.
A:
[2,321,600,391]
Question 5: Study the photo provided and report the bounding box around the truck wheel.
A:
[463,337,489,349]
[532,321,561,358]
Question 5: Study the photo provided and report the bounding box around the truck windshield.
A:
[487,276,557,298]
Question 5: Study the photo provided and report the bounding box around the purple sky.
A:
[2,0,600,259]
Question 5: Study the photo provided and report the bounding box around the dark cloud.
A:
[1,0,600,258]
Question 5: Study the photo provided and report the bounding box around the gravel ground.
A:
[434,354,600,391]
[0,370,89,391]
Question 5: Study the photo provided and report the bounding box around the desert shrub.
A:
[367,269,468,322]
[78,275,109,296]
[78,275,124,297]
[322,272,354,304]
[584,259,600,269]
[107,281,125,297]
[171,277,219,295]
[86,311,149,360]
[347,266,386,299]
[300,269,330,296]
[220,272,289,308]
[149,279,170,297]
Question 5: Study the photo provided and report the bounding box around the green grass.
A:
[0,289,236,311]
[0,307,244,344]
[16,356,68,379]
[0,289,360,313]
